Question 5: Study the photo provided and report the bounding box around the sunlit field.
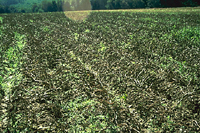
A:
[0,7,200,132]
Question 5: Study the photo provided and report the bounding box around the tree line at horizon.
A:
[0,0,200,14]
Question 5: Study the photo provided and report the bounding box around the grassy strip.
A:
[1,32,25,95]
[0,32,26,129]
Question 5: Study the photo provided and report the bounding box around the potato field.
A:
[0,7,200,132]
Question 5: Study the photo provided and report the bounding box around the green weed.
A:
[1,32,25,95]
[0,17,3,23]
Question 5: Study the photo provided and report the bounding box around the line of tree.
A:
[91,0,200,10]
[0,0,200,14]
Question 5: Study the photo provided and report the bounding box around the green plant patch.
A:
[0,17,3,23]
[1,32,26,94]
[176,26,200,44]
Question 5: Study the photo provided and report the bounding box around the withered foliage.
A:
[0,10,199,132]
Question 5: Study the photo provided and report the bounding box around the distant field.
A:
[101,6,200,12]
[0,7,199,132]
[64,6,200,12]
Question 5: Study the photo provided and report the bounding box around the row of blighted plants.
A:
[0,14,141,132]
[0,10,199,132]
[5,31,144,132]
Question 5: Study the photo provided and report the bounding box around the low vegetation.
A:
[0,7,200,132]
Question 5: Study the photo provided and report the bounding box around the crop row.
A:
[0,10,199,132]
